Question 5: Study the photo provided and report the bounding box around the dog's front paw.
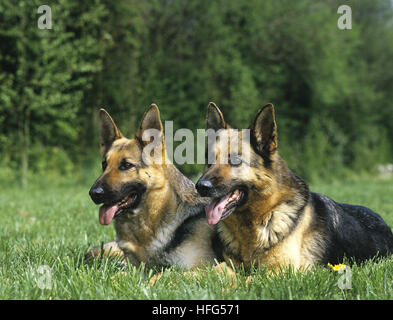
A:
[84,241,125,261]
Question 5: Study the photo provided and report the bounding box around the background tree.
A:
[0,0,392,185]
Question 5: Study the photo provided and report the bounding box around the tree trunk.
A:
[19,6,29,188]
[21,110,30,188]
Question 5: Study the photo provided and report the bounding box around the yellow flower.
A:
[328,263,347,272]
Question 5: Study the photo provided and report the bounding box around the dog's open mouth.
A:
[205,188,246,225]
[99,192,139,225]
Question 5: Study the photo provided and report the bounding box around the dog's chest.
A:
[218,205,320,270]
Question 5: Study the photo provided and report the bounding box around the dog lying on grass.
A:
[87,104,222,271]
[196,102,393,272]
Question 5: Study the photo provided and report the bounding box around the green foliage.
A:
[0,0,111,184]
[0,0,393,183]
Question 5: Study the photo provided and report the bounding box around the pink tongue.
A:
[99,204,119,225]
[205,193,232,225]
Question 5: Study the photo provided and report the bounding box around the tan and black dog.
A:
[196,102,393,272]
[87,104,220,269]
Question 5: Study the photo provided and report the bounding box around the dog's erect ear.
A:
[99,109,123,155]
[136,104,164,146]
[206,102,226,131]
[249,103,278,157]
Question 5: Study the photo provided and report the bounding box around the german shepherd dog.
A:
[88,105,219,269]
[196,102,393,271]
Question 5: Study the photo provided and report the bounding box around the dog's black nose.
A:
[89,185,105,204]
[196,179,214,197]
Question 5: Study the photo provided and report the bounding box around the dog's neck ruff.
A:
[218,171,310,265]
[132,167,207,268]
[253,170,310,250]
[256,191,309,251]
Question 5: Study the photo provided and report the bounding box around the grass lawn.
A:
[1,178,393,300]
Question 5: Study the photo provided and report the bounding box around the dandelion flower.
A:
[328,263,347,272]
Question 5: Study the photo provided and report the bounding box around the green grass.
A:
[1,179,393,299]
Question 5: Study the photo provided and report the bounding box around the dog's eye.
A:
[119,160,135,171]
[229,155,242,166]
[102,160,107,171]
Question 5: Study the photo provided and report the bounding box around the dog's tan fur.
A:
[199,103,325,272]
[87,105,218,269]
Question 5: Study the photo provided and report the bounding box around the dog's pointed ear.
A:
[136,104,164,146]
[249,103,278,157]
[206,102,226,131]
[99,109,123,155]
